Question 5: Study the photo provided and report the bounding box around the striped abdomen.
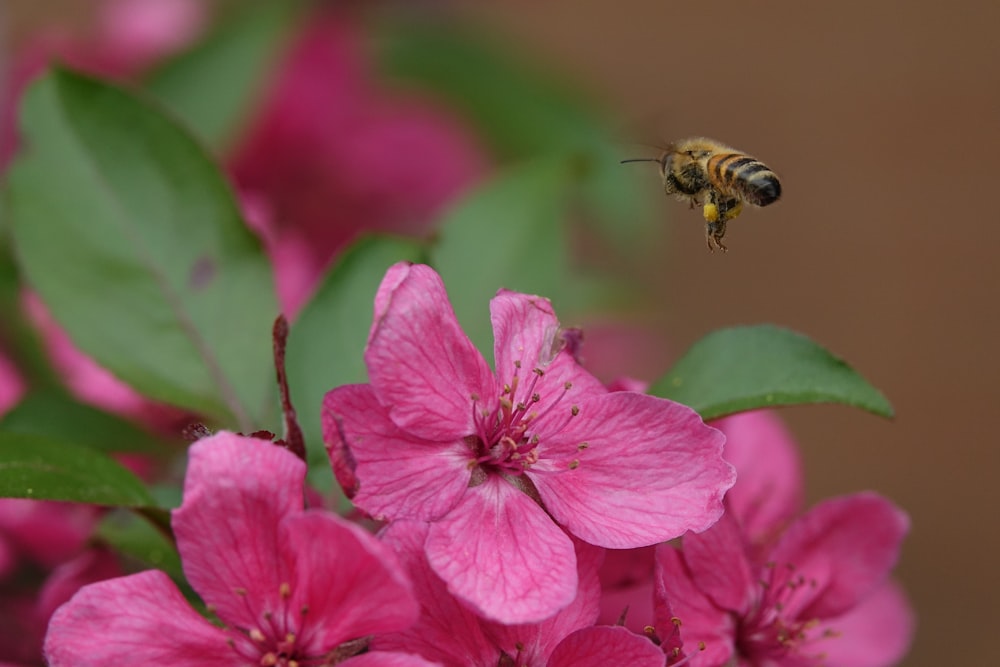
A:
[706,153,782,206]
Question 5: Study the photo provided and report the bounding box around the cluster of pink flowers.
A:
[42,264,913,666]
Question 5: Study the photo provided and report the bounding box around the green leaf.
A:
[429,158,577,355]
[0,433,156,507]
[286,235,426,453]
[5,70,279,431]
[649,324,894,420]
[144,2,300,151]
[97,509,183,581]
[0,242,61,388]
[0,391,173,456]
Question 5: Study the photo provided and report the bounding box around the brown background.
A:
[5,1,999,665]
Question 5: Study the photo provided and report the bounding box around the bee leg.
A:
[705,220,728,252]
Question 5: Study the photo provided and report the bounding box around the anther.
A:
[568,460,580,469]
[533,368,544,376]
[564,381,572,390]
[250,629,267,643]
[571,406,580,416]
[577,442,589,450]
[261,653,278,666]
[280,582,291,598]
[234,587,248,596]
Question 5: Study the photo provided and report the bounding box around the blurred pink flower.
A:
[0,351,25,418]
[44,432,430,666]
[373,520,665,667]
[650,411,914,667]
[323,263,734,624]
[229,10,487,314]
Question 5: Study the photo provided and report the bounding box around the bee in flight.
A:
[622,138,781,252]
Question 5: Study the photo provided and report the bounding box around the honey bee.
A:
[623,138,781,252]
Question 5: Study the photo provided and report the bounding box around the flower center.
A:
[222,582,365,666]
[467,361,576,476]
[736,563,840,664]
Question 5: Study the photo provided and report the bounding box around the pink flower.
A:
[229,10,487,314]
[323,263,735,623]
[652,411,914,667]
[372,521,665,667]
[44,432,432,666]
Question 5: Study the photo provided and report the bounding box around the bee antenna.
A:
[620,158,661,165]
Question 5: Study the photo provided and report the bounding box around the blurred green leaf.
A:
[144,2,300,151]
[97,509,183,580]
[287,235,426,454]
[0,243,60,388]
[0,391,173,456]
[430,158,577,355]
[0,433,156,507]
[649,324,894,420]
[5,69,278,432]
[375,20,649,245]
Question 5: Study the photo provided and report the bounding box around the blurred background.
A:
[3,1,999,665]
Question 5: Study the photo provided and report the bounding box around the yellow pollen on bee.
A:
[702,203,720,222]
[250,628,267,642]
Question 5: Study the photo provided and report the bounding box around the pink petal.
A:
[534,392,735,547]
[343,652,444,667]
[365,263,495,441]
[323,385,472,521]
[37,546,123,625]
[548,626,665,667]
[653,544,736,667]
[768,493,909,620]
[710,410,804,544]
[0,498,98,568]
[814,580,915,667]
[482,539,605,660]
[374,521,500,666]
[172,433,304,630]
[681,512,755,614]
[281,511,419,649]
[44,570,238,666]
[425,478,578,624]
[491,290,608,410]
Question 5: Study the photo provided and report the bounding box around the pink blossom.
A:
[372,521,665,667]
[44,433,432,666]
[229,10,487,315]
[323,263,735,623]
[651,411,914,666]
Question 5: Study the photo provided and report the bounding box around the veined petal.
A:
[813,580,915,667]
[491,289,561,376]
[425,478,577,624]
[365,263,495,440]
[343,652,444,667]
[44,570,238,666]
[172,433,303,630]
[491,291,606,414]
[374,521,500,666]
[711,410,804,545]
[323,385,472,521]
[534,392,734,548]
[482,539,604,661]
[768,493,909,620]
[282,511,419,650]
[682,512,755,614]
[653,545,736,667]
[548,626,665,667]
